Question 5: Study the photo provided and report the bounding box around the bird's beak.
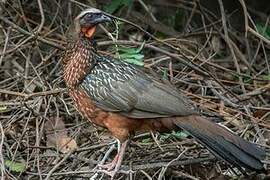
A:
[75,12,112,38]
[78,13,112,28]
[92,14,112,24]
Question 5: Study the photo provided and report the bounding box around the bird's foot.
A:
[98,161,116,171]
[98,153,119,171]
[98,169,133,179]
[98,169,118,179]
[98,153,120,177]
[97,140,129,178]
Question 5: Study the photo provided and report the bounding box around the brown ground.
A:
[0,0,269,179]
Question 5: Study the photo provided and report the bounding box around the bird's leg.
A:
[98,139,129,177]
[98,139,121,170]
[112,139,127,171]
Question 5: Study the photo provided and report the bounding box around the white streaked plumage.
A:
[75,8,102,20]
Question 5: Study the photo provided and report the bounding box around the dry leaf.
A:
[211,35,223,54]
[56,137,77,153]
[45,117,77,153]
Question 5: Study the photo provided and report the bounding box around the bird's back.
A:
[79,54,197,118]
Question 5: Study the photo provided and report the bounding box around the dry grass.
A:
[0,0,269,179]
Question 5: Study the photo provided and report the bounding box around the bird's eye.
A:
[87,13,94,18]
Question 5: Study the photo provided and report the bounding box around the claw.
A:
[98,153,119,171]
[98,169,118,179]
[97,140,129,178]
[98,169,134,179]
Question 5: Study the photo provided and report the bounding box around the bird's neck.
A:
[62,36,97,88]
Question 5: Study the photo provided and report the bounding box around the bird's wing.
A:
[81,59,197,118]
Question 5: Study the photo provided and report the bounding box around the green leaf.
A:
[118,47,138,54]
[160,133,171,141]
[233,73,252,83]
[122,58,144,66]
[118,42,145,66]
[262,74,270,80]
[141,138,151,143]
[172,131,189,138]
[0,106,7,112]
[256,23,270,40]
[160,131,189,141]
[5,160,26,173]
[104,0,133,14]
[240,71,252,83]
[120,53,144,60]
[162,70,168,80]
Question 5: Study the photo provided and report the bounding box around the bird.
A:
[61,8,266,177]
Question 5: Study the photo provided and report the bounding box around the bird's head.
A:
[75,8,112,38]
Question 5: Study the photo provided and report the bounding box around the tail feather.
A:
[173,115,265,172]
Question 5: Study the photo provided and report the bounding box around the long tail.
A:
[173,115,265,172]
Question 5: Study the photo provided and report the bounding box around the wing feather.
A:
[81,57,197,118]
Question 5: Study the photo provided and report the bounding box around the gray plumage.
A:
[80,55,197,118]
